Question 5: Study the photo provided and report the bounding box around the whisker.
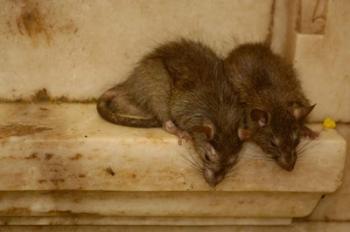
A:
[297,140,319,158]
[179,153,202,171]
[242,154,275,161]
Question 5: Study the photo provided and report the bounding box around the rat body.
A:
[224,43,317,171]
[97,39,245,186]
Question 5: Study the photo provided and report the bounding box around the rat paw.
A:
[163,120,192,145]
[301,126,319,139]
[176,131,192,145]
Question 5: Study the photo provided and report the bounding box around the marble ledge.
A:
[1,222,350,231]
[0,102,346,223]
[0,103,346,192]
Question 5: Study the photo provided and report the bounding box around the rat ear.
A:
[191,119,216,140]
[291,104,316,120]
[250,109,269,127]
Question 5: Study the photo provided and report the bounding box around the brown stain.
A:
[70,153,82,161]
[45,210,100,217]
[0,124,51,139]
[45,153,54,160]
[0,92,97,103]
[50,178,65,185]
[1,207,32,216]
[1,220,9,226]
[6,0,79,47]
[105,167,115,176]
[57,19,78,34]
[0,88,96,103]
[15,0,52,46]
[32,88,50,102]
[78,174,86,178]
[25,152,39,160]
[38,179,47,183]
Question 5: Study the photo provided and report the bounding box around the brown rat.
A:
[224,43,317,171]
[97,39,246,186]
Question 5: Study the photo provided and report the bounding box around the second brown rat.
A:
[224,43,318,171]
[97,39,246,186]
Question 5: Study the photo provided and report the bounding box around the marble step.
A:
[0,103,346,224]
[0,222,350,232]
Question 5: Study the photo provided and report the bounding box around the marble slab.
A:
[0,103,346,222]
[0,0,272,100]
[0,191,320,218]
[0,216,291,226]
[0,103,346,192]
[0,222,350,231]
[307,124,350,221]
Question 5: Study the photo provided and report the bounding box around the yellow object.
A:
[323,117,336,129]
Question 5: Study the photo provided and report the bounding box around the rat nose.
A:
[203,169,225,187]
[277,153,296,171]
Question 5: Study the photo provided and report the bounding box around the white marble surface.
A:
[0,103,346,192]
[0,102,346,225]
[0,0,272,100]
[307,124,350,221]
[0,191,320,218]
[293,0,350,122]
[0,216,291,226]
[0,222,350,231]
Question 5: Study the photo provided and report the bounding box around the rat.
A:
[97,39,247,186]
[224,43,318,171]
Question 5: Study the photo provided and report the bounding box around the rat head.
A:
[248,104,315,171]
[191,119,244,187]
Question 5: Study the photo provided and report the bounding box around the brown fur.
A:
[224,43,317,171]
[97,39,245,186]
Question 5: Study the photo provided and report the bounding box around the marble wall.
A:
[0,0,272,100]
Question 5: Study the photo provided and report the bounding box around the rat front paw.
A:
[301,126,319,139]
[163,120,192,145]
[176,130,192,145]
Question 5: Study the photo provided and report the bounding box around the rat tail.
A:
[96,87,161,128]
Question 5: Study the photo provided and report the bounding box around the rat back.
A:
[224,43,310,110]
[97,39,224,128]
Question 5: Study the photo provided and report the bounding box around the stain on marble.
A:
[2,88,96,103]
[1,207,32,216]
[44,153,54,160]
[70,153,82,161]
[50,178,65,185]
[15,0,52,45]
[32,88,51,101]
[38,179,47,184]
[24,153,39,160]
[0,124,51,139]
[105,167,116,176]
[5,0,79,47]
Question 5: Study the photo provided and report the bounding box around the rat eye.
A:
[270,140,278,147]
[204,153,211,162]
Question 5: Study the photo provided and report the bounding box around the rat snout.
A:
[203,169,225,187]
[277,151,296,171]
